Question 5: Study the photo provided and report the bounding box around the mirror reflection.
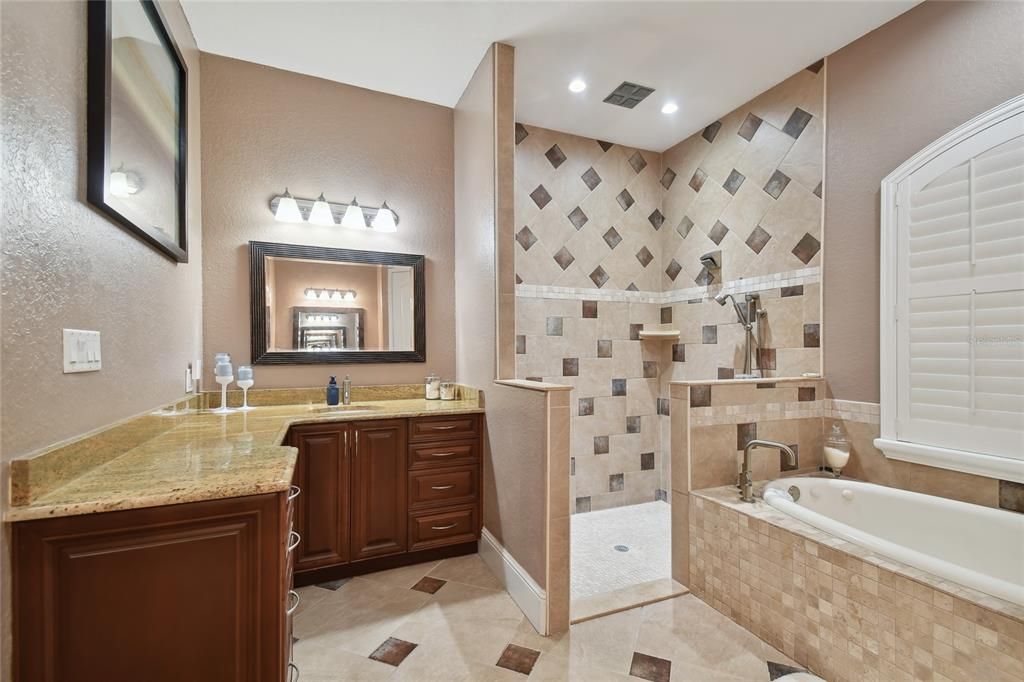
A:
[265,256,415,352]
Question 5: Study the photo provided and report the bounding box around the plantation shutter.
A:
[895,117,1024,459]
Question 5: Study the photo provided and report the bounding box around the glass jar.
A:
[439,381,456,401]
[823,422,851,476]
[425,374,441,400]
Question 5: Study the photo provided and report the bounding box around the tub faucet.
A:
[740,439,797,503]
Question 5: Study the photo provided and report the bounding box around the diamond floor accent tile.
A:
[316,578,351,591]
[410,576,447,594]
[629,652,671,682]
[495,643,541,676]
[368,637,418,667]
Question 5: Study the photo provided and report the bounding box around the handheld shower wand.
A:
[713,291,764,376]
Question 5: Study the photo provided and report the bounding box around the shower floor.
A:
[570,500,672,602]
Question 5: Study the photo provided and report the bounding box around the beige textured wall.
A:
[199,53,455,389]
[0,1,202,676]
[824,0,1024,402]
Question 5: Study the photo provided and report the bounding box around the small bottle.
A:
[425,374,441,400]
[326,376,340,406]
[824,422,851,477]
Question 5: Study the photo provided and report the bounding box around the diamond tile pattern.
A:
[603,227,622,249]
[515,225,537,251]
[616,188,635,211]
[544,143,567,168]
[660,168,677,189]
[648,209,665,230]
[629,151,648,173]
[582,166,602,191]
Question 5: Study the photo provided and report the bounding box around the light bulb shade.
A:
[308,193,335,226]
[304,288,317,300]
[341,198,367,229]
[372,203,397,232]
[330,290,342,301]
[274,189,303,223]
[344,290,356,301]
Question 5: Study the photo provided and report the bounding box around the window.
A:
[877,95,1024,483]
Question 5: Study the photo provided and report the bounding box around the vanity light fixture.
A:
[274,188,303,223]
[568,78,587,93]
[308,193,335,226]
[661,102,679,114]
[341,197,367,229]
[372,202,397,232]
[303,287,357,302]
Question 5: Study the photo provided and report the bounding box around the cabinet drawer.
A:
[409,415,478,442]
[409,506,478,551]
[408,440,478,470]
[409,466,477,509]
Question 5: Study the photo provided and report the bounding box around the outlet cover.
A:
[63,329,102,373]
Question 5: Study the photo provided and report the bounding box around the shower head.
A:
[713,291,731,306]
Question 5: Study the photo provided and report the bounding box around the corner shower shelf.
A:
[638,330,680,341]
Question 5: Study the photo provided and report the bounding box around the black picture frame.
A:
[86,0,188,263]
[249,241,427,365]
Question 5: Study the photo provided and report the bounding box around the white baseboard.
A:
[478,527,548,635]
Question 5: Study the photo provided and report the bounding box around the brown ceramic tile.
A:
[689,168,707,192]
[626,282,639,291]
[737,112,763,141]
[643,361,659,378]
[317,578,351,591]
[515,335,526,354]
[496,643,541,676]
[552,246,575,270]
[648,209,665,230]
[665,259,682,281]
[691,384,711,407]
[657,398,670,416]
[515,122,529,145]
[603,226,622,249]
[702,325,718,344]
[723,169,746,195]
[546,317,563,336]
[763,170,791,199]
[641,452,655,470]
[515,225,537,251]
[803,323,820,348]
[999,480,1024,513]
[597,139,614,152]
[562,358,579,376]
[768,661,806,680]
[616,188,635,211]
[597,339,613,358]
[410,576,447,594]
[590,265,609,288]
[594,436,610,454]
[575,496,591,513]
[630,652,671,682]
[582,300,598,318]
[737,422,758,450]
[529,185,552,209]
[798,386,816,402]
[369,637,418,666]
[661,306,673,324]
[609,473,625,492]
[782,108,813,139]
[627,416,641,433]
[629,151,648,173]
[636,246,654,267]
[792,233,821,264]
[781,285,804,297]
[718,367,736,380]
[806,59,824,74]
[813,181,822,198]
[708,220,729,246]
[677,215,694,239]
[579,397,595,416]
[568,206,589,230]
[612,378,627,396]
[746,225,772,254]
[702,121,722,143]
[757,347,777,370]
[661,167,677,189]
[672,343,685,363]
[756,382,776,388]
[545,143,567,168]
[581,166,602,191]
[627,323,644,341]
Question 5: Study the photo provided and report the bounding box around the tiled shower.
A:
[514,62,825,603]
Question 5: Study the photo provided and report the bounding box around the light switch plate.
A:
[63,329,102,373]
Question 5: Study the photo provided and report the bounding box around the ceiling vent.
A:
[603,82,656,109]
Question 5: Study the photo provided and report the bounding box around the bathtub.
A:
[762,477,1024,607]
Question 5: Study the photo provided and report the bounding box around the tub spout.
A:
[740,439,797,503]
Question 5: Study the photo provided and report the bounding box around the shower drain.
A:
[614,544,630,552]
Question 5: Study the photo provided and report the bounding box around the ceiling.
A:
[182,1,918,152]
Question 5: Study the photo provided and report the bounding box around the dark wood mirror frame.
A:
[249,241,426,365]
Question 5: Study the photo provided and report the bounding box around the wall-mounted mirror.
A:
[249,241,425,364]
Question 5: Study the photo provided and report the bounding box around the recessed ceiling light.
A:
[568,78,587,93]
[661,102,679,114]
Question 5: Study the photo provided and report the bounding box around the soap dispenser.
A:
[326,376,340,406]
[824,422,851,477]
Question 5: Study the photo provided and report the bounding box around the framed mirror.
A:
[87,0,188,262]
[249,241,426,364]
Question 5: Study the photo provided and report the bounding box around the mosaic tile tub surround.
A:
[689,487,1024,682]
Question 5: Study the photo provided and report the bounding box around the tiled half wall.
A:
[515,64,825,513]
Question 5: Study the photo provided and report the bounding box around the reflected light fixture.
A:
[308,193,335,225]
[568,78,587,93]
[661,102,679,114]
[344,290,356,301]
[274,188,303,223]
[372,202,397,232]
[109,165,140,198]
[341,197,366,229]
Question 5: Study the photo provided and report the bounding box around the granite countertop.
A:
[6,396,483,522]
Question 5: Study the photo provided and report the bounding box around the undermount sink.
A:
[311,405,381,414]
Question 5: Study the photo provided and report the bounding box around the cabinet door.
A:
[291,424,350,571]
[351,420,408,560]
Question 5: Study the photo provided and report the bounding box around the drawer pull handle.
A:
[288,485,301,501]
[431,484,456,491]
[432,425,457,430]
[288,662,300,681]
[287,590,301,615]
[287,531,301,553]
[431,452,457,458]
[431,523,458,531]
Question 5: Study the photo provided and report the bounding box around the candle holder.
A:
[237,365,255,411]
[213,358,235,414]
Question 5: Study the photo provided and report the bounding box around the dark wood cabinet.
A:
[14,492,293,682]
[350,420,408,560]
[290,423,351,571]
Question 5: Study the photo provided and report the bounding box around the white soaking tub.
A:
[762,477,1024,607]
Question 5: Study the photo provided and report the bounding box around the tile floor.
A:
[292,553,813,681]
[571,501,671,600]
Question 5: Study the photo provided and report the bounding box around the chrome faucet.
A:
[740,439,797,503]
[342,376,352,405]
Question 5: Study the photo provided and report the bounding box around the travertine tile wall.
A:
[689,492,1024,682]
[515,63,825,513]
